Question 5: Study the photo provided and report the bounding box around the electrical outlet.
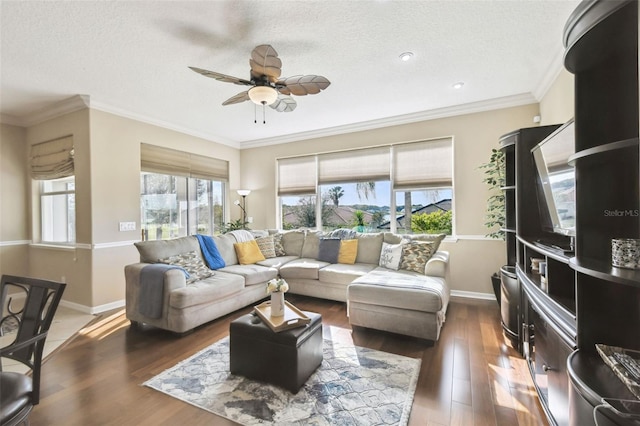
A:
[247,217,253,223]
[119,221,136,232]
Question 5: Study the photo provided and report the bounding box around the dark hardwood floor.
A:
[29,295,547,425]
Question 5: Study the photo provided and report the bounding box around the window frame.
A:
[276,138,454,235]
[39,176,76,245]
[140,172,226,240]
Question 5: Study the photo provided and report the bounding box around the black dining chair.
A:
[0,275,66,426]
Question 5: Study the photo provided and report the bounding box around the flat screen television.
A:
[531,119,576,238]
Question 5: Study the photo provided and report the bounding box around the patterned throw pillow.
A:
[379,242,404,270]
[234,240,266,265]
[256,235,276,258]
[399,241,435,274]
[272,233,286,256]
[158,250,214,284]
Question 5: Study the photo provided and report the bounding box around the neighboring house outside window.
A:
[277,138,454,235]
[140,144,228,240]
[31,136,75,244]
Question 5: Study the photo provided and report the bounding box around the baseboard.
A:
[60,299,125,315]
[450,290,496,301]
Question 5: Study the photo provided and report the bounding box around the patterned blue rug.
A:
[143,336,420,425]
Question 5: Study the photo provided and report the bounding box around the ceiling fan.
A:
[189,44,330,120]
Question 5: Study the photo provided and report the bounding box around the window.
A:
[140,144,228,240]
[40,177,76,243]
[277,138,453,234]
[31,136,75,244]
[319,182,390,233]
[140,173,224,240]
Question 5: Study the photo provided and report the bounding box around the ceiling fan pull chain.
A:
[254,104,257,124]
[262,102,266,124]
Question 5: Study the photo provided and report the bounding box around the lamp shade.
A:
[237,189,251,196]
[248,86,278,105]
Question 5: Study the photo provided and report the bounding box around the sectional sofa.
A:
[125,229,450,340]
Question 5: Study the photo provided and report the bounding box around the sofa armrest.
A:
[425,250,449,278]
[124,263,187,320]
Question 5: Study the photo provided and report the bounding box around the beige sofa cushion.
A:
[318,263,377,285]
[281,230,306,257]
[219,264,278,286]
[256,255,299,269]
[134,236,200,263]
[214,234,239,266]
[355,232,384,265]
[349,267,449,313]
[169,271,245,309]
[279,258,330,280]
[301,230,321,258]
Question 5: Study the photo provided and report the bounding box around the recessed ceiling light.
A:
[452,82,465,89]
[399,52,414,62]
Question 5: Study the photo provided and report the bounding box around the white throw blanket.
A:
[229,229,254,242]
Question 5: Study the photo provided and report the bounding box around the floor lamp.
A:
[236,189,251,227]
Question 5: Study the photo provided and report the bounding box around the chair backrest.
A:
[0,275,66,403]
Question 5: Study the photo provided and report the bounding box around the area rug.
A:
[143,336,421,425]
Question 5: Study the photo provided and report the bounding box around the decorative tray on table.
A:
[254,300,311,332]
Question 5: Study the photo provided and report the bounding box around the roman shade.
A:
[318,146,390,184]
[393,138,453,189]
[140,143,228,181]
[277,155,317,196]
[30,136,74,180]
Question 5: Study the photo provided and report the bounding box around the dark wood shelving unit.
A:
[515,1,640,425]
[498,126,560,352]
[502,3,640,425]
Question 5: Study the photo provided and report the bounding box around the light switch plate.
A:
[119,221,136,232]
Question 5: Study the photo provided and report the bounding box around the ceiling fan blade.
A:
[270,95,297,112]
[277,75,331,96]
[189,66,253,86]
[222,91,250,105]
[249,44,282,81]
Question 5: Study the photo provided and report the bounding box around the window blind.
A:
[30,136,74,180]
[140,143,229,181]
[318,146,390,184]
[393,138,453,189]
[277,156,317,196]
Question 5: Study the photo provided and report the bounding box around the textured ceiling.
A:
[0,0,581,148]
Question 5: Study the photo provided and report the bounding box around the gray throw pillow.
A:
[317,238,341,263]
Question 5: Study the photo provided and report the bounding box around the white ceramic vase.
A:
[270,291,285,317]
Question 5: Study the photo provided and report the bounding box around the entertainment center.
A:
[499,1,640,425]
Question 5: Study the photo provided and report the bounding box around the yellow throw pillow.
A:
[338,239,358,264]
[234,240,266,265]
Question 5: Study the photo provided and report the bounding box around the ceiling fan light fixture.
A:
[248,86,278,105]
[399,52,414,62]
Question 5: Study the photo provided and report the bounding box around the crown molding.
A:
[240,92,538,149]
[533,47,566,101]
[3,90,541,150]
[19,94,91,127]
[89,100,240,149]
[0,113,26,127]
